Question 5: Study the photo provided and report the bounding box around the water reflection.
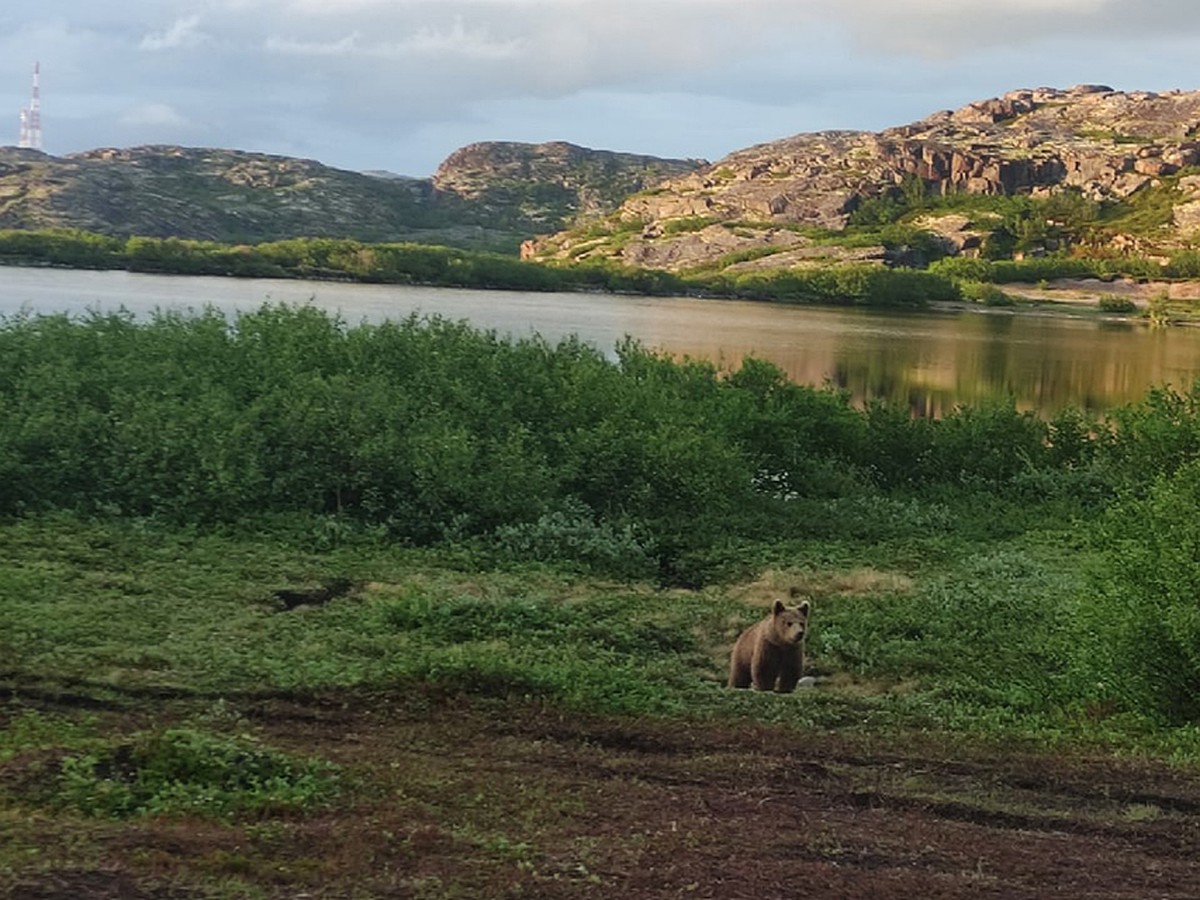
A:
[637,303,1200,416]
[6,265,1200,416]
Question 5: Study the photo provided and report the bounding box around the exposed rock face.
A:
[0,142,704,250]
[1175,175,1200,234]
[910,214,985,256]
[529,86,1200,271]
[619,225,807,270]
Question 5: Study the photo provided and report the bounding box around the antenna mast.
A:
[17,62,42,150]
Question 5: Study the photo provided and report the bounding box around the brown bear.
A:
[727,599,810,692]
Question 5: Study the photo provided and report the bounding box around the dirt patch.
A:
[4,693,1200,899]
[3,870,201,900]
[1030,277,1200,303]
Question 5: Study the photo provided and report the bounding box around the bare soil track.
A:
[4,690,1200,899]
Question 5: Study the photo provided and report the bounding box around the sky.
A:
[2,1,1199,178]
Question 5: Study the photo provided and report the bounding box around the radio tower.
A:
[17,62,42,150]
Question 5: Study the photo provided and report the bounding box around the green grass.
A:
[2,508,1196,759]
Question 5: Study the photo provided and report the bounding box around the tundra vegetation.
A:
[3,307,1200,896]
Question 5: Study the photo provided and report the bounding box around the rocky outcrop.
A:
[528,86,1200,271]
[0,142,704,251]
[1175,174,1200,234]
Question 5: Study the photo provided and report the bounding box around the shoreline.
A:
[5,257,1200,325]
[930,276,1200,325]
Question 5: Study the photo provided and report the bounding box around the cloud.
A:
[264,33,360,56]
[821,0,1200,56]
[403,15,523,59]
[139,14,207,51]
[8,0,1200,176]
[265,16,521,60]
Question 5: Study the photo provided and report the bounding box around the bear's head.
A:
[771,598,810,644]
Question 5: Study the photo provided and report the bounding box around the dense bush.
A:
[12,302,1200,733]
[930,255,1174,285]
[10,305,1200,592]
[1098,294,1137,313]
[928,257,997,282]
[0,228,126,269]
[1084,460,1200,723]
[1100,383,1200,487]
[706,265,959,306]
[0,305,1110,583]
[988,258,1100,283]
[0,308,779,582]
[1166,250,1200,278]
[960,281,1017,306]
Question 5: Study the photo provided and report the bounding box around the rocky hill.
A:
[0,142,704,251]
[526,85,1200,272]
[432,141,705,231]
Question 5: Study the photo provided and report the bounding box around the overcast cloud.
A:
[2,0,1198,176]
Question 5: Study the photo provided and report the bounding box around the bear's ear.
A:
[772,599,786,615]
[797,600,811,616]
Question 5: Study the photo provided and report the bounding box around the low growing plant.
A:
[55,727,340,819]
[961,281,1017,306]
[1098,295,1137,313]
[491,502,656,579]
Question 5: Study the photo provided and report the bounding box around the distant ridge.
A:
[3,87,1198,268]
[0,142,705,252]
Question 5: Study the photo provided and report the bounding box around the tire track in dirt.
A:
[4,693,1200,898]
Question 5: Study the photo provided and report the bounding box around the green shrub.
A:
[860,399,1049,488]
[929,257,996,282]
[961,281,1017,306]
[661,216,718,235]
[1098,295,1137,313]
[1166,250,1200,278]
[1084,460,1200,722]
[56,727,339,819]
[708,264,957,307]
[1102,382,1200,486]
[989,258,1098,283]
[491,502,656,579]
[802,494,956,541]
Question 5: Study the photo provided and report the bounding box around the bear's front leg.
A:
[750,649,778,691]
[775,652,803,693]
[728,655,752,689]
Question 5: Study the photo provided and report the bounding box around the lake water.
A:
[4,264,1200,416]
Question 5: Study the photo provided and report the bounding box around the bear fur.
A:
[728,599,810,692]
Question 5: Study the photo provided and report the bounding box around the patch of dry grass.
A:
[729,567,914,608]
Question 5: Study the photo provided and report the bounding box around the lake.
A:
[4,264,1200,415]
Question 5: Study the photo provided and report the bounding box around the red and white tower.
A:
[17,62,42,150]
